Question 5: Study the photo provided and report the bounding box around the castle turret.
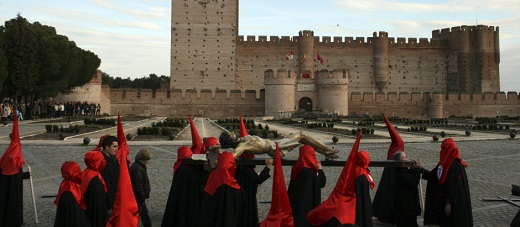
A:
[373,31,389,91]
[299,30,315,79]
[264,69,296,117]
[317,69,349,115]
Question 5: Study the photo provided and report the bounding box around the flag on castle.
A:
[317,53,324,65]
[300,54,306,64]
[285,51,294,61]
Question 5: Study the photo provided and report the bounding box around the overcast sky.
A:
[1,0,518,92]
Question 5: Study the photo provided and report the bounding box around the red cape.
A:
[437,138,467,184]
[382,112,404,160]
[189,115,205,154]
[290,145,318,180]
[107,113,139,227]
[204,152,240,196]
[174,146,192,173]
[238,115,254,159]
[260,142,294,227]
[0,112,25,175]
[55,161,85,209]
[307,131,362,226]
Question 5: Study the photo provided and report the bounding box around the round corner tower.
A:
[317,69,349,115]
[427,92,444,118]
[264,69,296,117]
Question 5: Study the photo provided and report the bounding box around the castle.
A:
[56,0,520,118]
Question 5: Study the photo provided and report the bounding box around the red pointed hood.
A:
[239,115,249,137]
[290,145,318,180]
[107,113,139,227]
[55,161,85,209]
[0,112,25,175]
[260,142,294,227]
[203,137,219,150]
[437,138,467,185]
[204,152,240,196]
[174,146,192,173]
[238,115,255,159]
[307,131,362,226]
[189,115,204,154]
[115,115,131,165]
[382,112,405,160]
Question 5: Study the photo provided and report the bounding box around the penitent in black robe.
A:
[161,164,204,227]
[101,153,119,211]
[372,167,395,224]
[84,176,108,227]
[235,165,271,227]
[288,168,326,227]
[0,168,29,227]
[442,160,473,227]
[423,166,448,226]
[201,184,243,227]
[355,175,374,227]
[54,191,90,227]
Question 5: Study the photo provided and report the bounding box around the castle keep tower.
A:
[170,0,238,92]
[433,25,500,93]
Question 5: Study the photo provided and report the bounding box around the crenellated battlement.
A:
[317,69,349,85]
[432,25,499,39]
[263,69,297,85]
[237,32,444,48]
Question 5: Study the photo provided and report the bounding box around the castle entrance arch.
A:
[298,97,313,112]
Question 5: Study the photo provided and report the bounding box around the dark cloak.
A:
[101,153,119,210]
[84,176,108,227]
[0,168,29,227]
[54,191,90,227]
[235,165,271,227]
[423,166,447,226]
[161,164,204,227]
[287,168,326,227]
[355,175,374,227]
[442,160,473,226]
[200,184,243,227]
[372,167,395,224]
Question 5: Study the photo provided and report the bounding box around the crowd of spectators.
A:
[1,100,101,124]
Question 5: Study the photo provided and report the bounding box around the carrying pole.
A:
[28,165,38,223]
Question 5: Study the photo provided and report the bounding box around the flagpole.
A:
[420,173,425,217]
[28,165,38,223]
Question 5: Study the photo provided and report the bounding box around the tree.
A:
[2,14,39,98]
[0,14,101,102]
[0,29,7,91]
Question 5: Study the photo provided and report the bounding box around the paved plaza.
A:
[1,118,519,226]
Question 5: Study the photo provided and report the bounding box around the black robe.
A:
[54,191,90,227]
[355,175,373,227]
[235,165,271,227]
[201,184,243,227]
[101,153,119,210]
[442,160,473,227]
[392,167,423,226]
[423,166,447,226]
[288,168,326,227]
[83,176,108,227]
[0,168,29,227]
[161,164,204,227]
[319,217,358,227]
[372,167,395,224]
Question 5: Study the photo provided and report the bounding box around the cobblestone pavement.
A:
[1,119,519,226]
